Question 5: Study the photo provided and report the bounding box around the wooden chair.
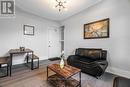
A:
[0,56,10,78]
[25,54,39,70]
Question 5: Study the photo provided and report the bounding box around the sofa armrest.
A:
[67,55,79,64]
[101,50,107,60]
[96,60,108,66]
[95,60,108,73]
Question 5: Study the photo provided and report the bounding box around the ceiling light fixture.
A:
[54,0,67,12]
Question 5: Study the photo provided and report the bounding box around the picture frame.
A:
[84,18,109,39]
[24,25,34,36]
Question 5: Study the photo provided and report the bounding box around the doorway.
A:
[48,26,61,59]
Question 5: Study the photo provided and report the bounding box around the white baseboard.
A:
[39,56,48,61]
[106,66,130,79]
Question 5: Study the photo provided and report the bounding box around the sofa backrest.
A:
[101,50,107,60]
[75,48,107,60]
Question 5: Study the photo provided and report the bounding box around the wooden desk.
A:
[8,49,33,76]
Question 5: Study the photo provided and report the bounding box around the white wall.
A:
[61,0,130,78]
[0,8,59,65]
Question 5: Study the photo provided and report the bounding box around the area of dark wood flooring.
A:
[0,60,116,87]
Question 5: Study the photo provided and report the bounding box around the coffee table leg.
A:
[65,79,67,87]
[79,71,81,87]
[47,67,48,81]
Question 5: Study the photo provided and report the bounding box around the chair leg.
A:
[9,65,11,76]
[7,64,9,76]
[0,64,1,68]
[31,59,33,70]
[38,58,39,68]
[27,56,29,64]
[26,54,29,64]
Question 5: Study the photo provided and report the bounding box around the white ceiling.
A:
[16,0,103,21]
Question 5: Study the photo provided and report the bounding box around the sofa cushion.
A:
[77,57,95,63]
[75,48,102,60]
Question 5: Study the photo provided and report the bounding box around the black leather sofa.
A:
[113,77,130,87]
[67,48,108,77]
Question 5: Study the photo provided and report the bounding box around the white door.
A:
[48,27,61,59]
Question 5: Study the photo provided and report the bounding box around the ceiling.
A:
[16,0,103,21]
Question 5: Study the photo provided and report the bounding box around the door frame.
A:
[47,26,61,59]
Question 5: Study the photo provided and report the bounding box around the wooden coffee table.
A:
[47,64,81,87]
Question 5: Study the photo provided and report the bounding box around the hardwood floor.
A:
[0,60,116,87]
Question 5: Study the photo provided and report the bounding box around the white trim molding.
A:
[106,66,130,79]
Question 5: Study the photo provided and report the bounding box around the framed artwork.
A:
[24,25,34,35]
[84,18,109,39]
